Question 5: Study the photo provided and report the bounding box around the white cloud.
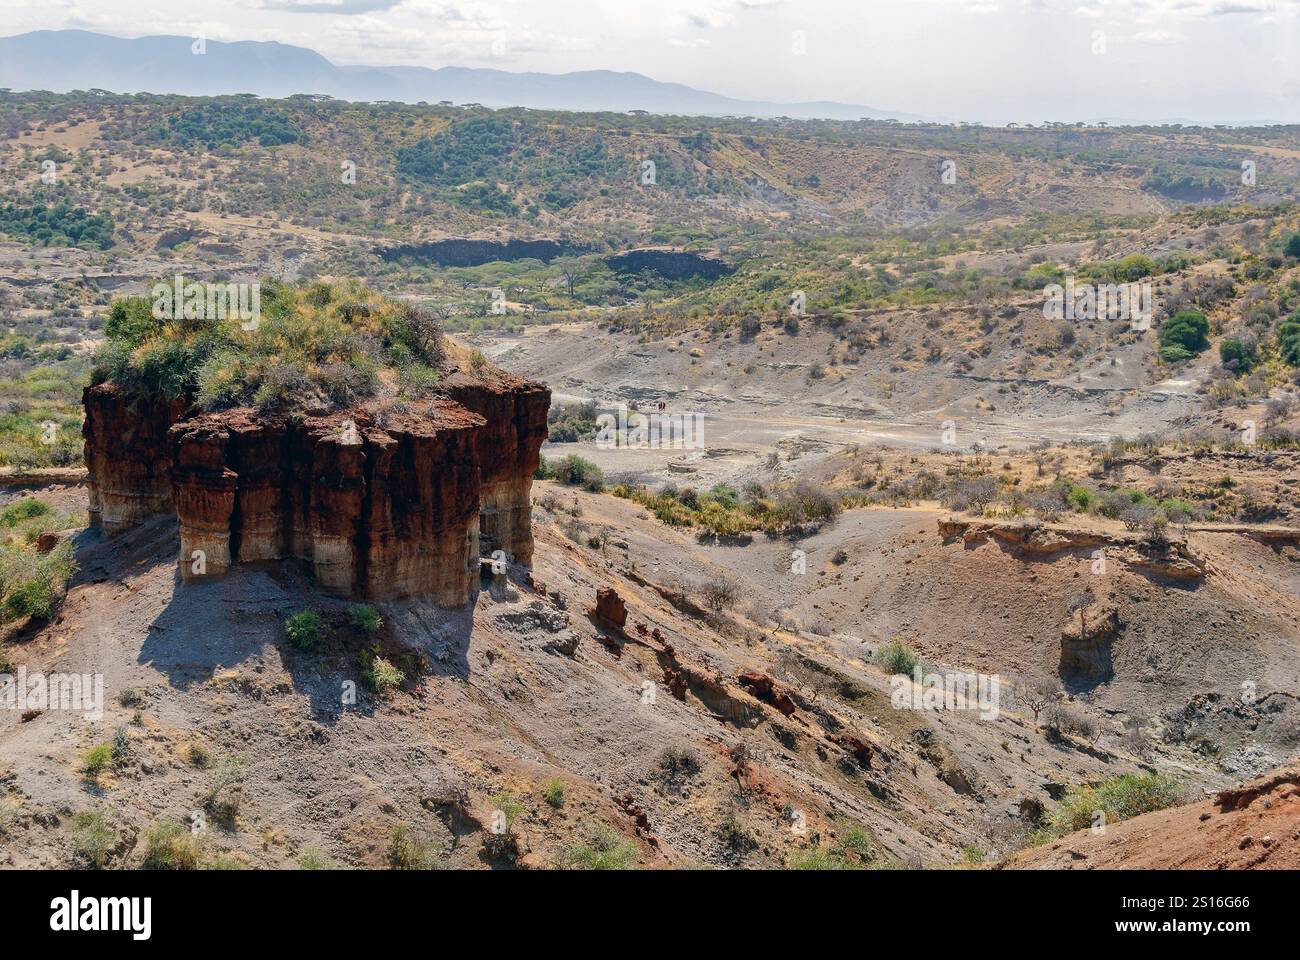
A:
[253,0,404,13]
[1069,0,1295,18]
[680,6,736,28]
[674,0,787,30]
[1126,28,1186,41]
[1,0,1296,122]
[917,0,1004,11]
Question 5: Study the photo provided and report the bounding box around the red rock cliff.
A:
[168,403,487,604]
[83,370,550,607]
[82,382,188,534]
[444,370,549,566]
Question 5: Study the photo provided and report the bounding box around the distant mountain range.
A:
[0,30,922,122]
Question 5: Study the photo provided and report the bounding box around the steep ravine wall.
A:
[444,371,550,567]
[82,376,550,606]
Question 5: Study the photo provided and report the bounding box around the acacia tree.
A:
[398,306,445,366]
[1067,591,1096,638]
[1017,678,1061,725]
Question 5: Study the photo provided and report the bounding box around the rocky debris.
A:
[912,727,981,798]
[938,516,1104,554]
[828,733,876,770]
[654,643,763,727]
[738,671,798,716]
[589,586,628,632]
[937,759,980,797]
[662,666,688,701]
[496,601,580,657]
[81,367,549,605]
[658,642,690,700]
[34,529,77,554]
[0,467,86,488]
[545,632,579,658]
[625,569,709,618]
[1126,550,1205,581]
[1018,796,1045,823]
[616,793,652,833]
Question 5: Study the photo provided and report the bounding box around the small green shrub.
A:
[657,746,700,784]
[369,656,405,695]
[82,743,113,776]
[717,811,758,856]
[786,846,859,870]
[1219,338,1256,372]
[298,846,338,870]
[1050,772,1186,835]
[387,824,439,869]
[552,454,605,491]
[348,604,383,634]
[0,539,76,622]
[284,610,324,651]
[788,822,882,870]
[837,825,877,861]
[543,779,566,808]
[1158,309,1209,363]
[1279,314,1300,367]
[203,755,248,827]
[71,811,117,868]
[0,797,19,834]
[112,725,131,765]
[142,819,202,870]
[561,823,639,870]
[204,852,248,870]
[547,401,599,443]
[0,498,51,527]
[492,791,525,834]
[873,639,919,676]
[1066,485,1094,511]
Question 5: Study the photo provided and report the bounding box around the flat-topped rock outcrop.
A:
[83,371,548,606]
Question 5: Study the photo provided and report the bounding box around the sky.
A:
[2,0,1298,123]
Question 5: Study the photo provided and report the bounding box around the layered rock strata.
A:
[82,375,549,606]
[82,383,189,534]
[444,371,549,566]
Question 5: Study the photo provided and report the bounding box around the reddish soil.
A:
[1008,764,1300,869]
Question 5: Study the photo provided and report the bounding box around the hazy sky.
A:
[3,0,1298,122]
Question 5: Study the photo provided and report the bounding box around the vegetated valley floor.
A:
[2,94,1300,868]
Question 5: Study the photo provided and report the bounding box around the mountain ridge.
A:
[0,29,922,121]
